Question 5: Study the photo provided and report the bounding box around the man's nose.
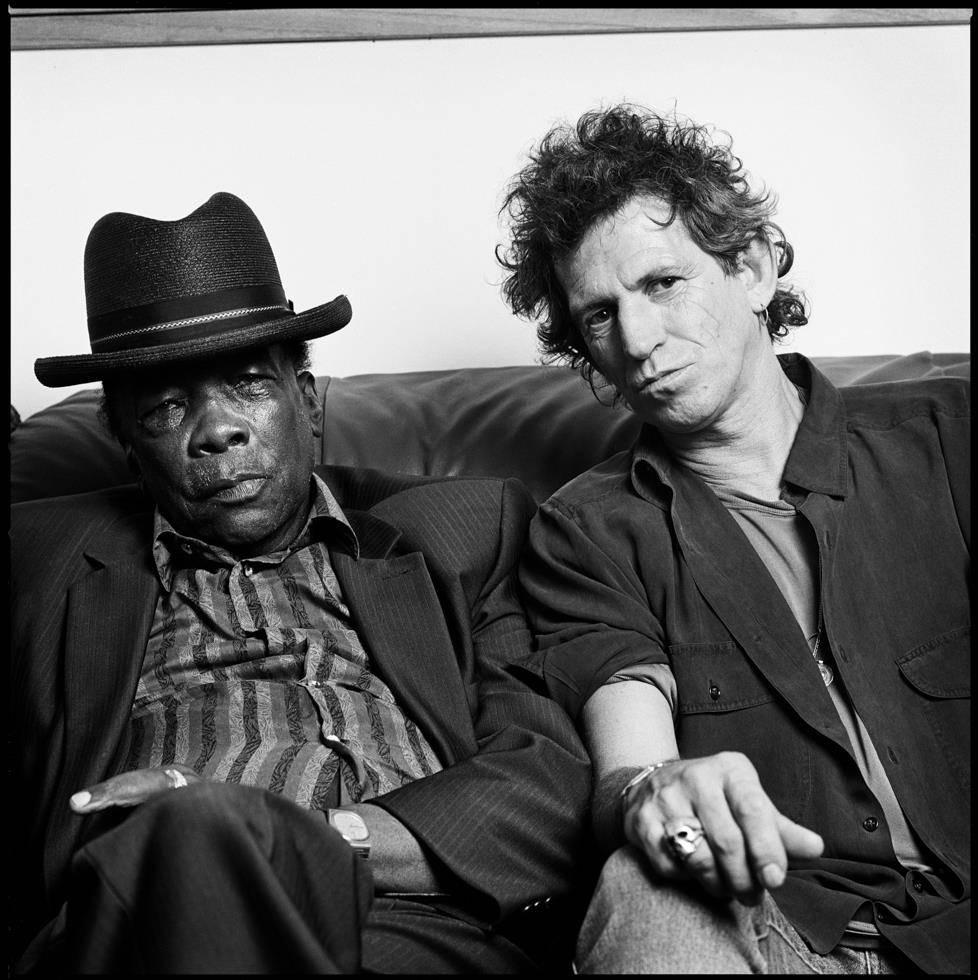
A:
[188,397,250,456]
[618,302,666,361]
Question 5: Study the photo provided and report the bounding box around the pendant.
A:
[817,660,834,686]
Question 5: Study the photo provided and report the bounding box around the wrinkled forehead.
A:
[556,195,688,292]
[577,195,678,253]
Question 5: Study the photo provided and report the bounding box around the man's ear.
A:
[297,370,324,439]
[736,235,779,314]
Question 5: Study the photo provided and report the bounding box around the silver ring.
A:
[664,818,705,863]
[164,768,189,789]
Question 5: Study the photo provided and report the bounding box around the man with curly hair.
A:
[499,105,969,974]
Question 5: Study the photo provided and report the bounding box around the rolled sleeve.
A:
[520,495,667,721]
[606,663,678,716]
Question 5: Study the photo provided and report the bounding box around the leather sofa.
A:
[9,352,971,505]
[7,352,971,970]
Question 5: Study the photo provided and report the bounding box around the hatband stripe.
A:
[91,304,291,350]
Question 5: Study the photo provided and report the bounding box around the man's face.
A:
[557,195,771,436]
[119,344,323,557]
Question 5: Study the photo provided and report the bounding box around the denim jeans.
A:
[575,847,917,974]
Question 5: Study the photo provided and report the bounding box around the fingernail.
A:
[761,863,785,889]
[70,790,91,809]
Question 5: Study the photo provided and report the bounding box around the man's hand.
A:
[69,765,202,813]
[623,752,824,906]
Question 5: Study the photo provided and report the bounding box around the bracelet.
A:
[619,758,680,809]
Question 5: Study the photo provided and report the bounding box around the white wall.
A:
[11,24,970,420]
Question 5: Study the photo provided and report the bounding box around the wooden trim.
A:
[10,8,974,51]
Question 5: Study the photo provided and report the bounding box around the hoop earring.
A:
[758,307,771,332]
[590,373,622,409]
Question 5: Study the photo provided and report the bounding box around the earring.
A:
[758,307,771,331]
[590,373,621,409]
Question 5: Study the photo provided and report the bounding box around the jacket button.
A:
[709,685,721,701]
[863,816,879,832]
[910,872,924,893]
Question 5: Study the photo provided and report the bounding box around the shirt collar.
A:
[630,353,850,502]
[152,472,360,591]
[778,353,849,497]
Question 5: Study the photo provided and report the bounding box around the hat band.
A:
[88,284,290,352]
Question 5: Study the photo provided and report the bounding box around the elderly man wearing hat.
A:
[11,193,590,973]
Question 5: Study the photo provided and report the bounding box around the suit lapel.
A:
[331,547,477,766]
[45,555,158,892]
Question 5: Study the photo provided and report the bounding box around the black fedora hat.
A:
[34,192,352,387]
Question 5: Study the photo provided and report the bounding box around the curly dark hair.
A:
[497,105,809,387]
[98,338,313,447]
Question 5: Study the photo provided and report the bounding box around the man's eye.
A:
[650,276,682,294]
[140,400,185,431]
[584,308,613,333]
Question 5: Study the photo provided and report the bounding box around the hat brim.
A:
[34,295,352,387]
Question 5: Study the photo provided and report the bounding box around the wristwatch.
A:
[327,808,371,859]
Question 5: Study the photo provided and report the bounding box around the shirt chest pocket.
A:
[668,640,815,822]
[897,626,970,794]
[896,625,970,699]
[670,640,775,713]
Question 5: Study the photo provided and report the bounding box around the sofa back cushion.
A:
[10,353,970,505]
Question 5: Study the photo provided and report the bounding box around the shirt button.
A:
[242,563,253,577]
[182,544,193,554]
[911,875,924,893]
[863,816,879,832]
[709,685,721,701]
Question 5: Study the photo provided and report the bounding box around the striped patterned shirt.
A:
[126,474,443,809]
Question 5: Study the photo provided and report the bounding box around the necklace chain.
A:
[811,610,834,686]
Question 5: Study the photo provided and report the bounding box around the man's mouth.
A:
[192,471,268,501]
[637,364,689,390]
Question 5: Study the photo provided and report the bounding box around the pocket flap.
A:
[897,626,970,698]
[671,641,775,713]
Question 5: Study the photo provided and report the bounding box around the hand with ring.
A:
[621,752,824,906]
[69,764,201,814]
[663,816,706,862]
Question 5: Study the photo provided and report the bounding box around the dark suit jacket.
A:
[10,464,591,964]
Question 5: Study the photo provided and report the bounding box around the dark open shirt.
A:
[520,354,970,973]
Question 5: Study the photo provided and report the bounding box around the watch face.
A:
[331,810,369,842]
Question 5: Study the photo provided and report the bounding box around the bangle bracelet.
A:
[619,758,680,809]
